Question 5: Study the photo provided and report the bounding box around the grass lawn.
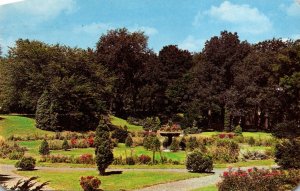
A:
[214,159,275,168]
[240,144,271,152]
[15,169,206,191]
[110,115,143,132]
[0,115,54,138]
[192,185,218,191]
[196,131,273,140]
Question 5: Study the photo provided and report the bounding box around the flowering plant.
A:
[80,176,101,191]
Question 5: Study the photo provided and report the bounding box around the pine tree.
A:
[62,139,70,151]
[39,139,50,155]
[95,119,113,175]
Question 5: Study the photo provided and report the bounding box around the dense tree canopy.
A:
[0,30,299,136]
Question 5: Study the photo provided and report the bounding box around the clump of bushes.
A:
[15,156,36,170]
[242,151,270,160]
[138,154,151,164]
[218,168,300,191]
[210,139,239,163]
[186,151,213,173]
[125,135,133,147]
[62,139,70,151]
[111,127,128,143]
[0,140,26,160]
[275,138,300,169]
[80,176,101,191]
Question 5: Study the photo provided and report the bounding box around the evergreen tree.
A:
[95,119,114,175]
[62,139,70,151]
[39,139,50,155]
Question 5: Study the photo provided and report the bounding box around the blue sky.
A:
[0,0,300,54]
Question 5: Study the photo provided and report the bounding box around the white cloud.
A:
[0,0,76,21]
[73,23,113,35]
[196,1,272,34]
[0,0,24,6]
[178,35,204,52]
[284,0,300,16]
[129,25,158,36]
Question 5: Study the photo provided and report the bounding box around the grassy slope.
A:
[15,170,206,191]
[192,185,218,191]
[0,115,54,138]
[110,115,143,132]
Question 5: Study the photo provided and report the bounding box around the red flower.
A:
[223,171,229,177]
[248,168,253,173]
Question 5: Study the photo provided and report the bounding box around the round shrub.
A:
[62,139,70,151]
[15,156,36,170]
[138,154,151,164]
[248,137,255,146]
[186,151,213,173]
[234,125,242,135]
[80,176,101,191]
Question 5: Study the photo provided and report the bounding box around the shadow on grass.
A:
[104,170,123,176]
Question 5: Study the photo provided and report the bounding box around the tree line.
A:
[0,29,299,136]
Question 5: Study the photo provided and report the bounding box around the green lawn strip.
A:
[110,115,143,132]
[195,132,273,140]
[214,159,275,168]
[191,185,218,191]
[0,115,54,138]
[15,169,206,191]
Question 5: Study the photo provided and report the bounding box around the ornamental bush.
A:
[170,138,180,152]
[62,139,70,151]
[138,154,151,164]
[234,125,242,135]
[186,151,213,173]
[15,156,36,170]
[39,139,50,155]
[210,139,239,163]
[80,176,101,191]
[275,138,300,169]
[218,168,300,191]
[125,135,133,147]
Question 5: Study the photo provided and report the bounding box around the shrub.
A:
[48,140,63,150]
[218,168,300,191]
[125,135,133,147]
[242,151,270,160]
[186,151,213,173]
[78,154,94,164]
[210,139,239,163]
[40,155,73,163]
[186,137,198,151]
[62,139,70,151]
[0,141,26,159]
[9,151,24,160]
[234,125,242,135]
[15,157,36,170]
[80,176,101,191]
[39,140,50,155]
[138,154,151,164]
[143,136,153,150]
[170,138,180,152]
[111,127,129,143]
[125,157,136,165]
[179,136,186,150]
[143,117,161,131]
[275,138,300,169]
[132,137,143,146]
[248,137,255,146]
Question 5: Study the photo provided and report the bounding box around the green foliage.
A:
[234,125,242,135]
[62,139,70,151]
[273,120,300,139]
[170,138,180,152]
[186,151,213,173]
[15,156,36,170]
[275,138,300,169]
[186,137,198,151]
[210,139,240,163]
[248,137,255,146]
[125,135,133,147]
[143,136,153,150]
[95,119,114,175]
[39,139,50,156]
[111,127,128,143]
[143,117,161,131]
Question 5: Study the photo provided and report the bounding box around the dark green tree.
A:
[39,140,50,156]
[95,119,114,175]
[62,139,70,151]
[125,134,133,147]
